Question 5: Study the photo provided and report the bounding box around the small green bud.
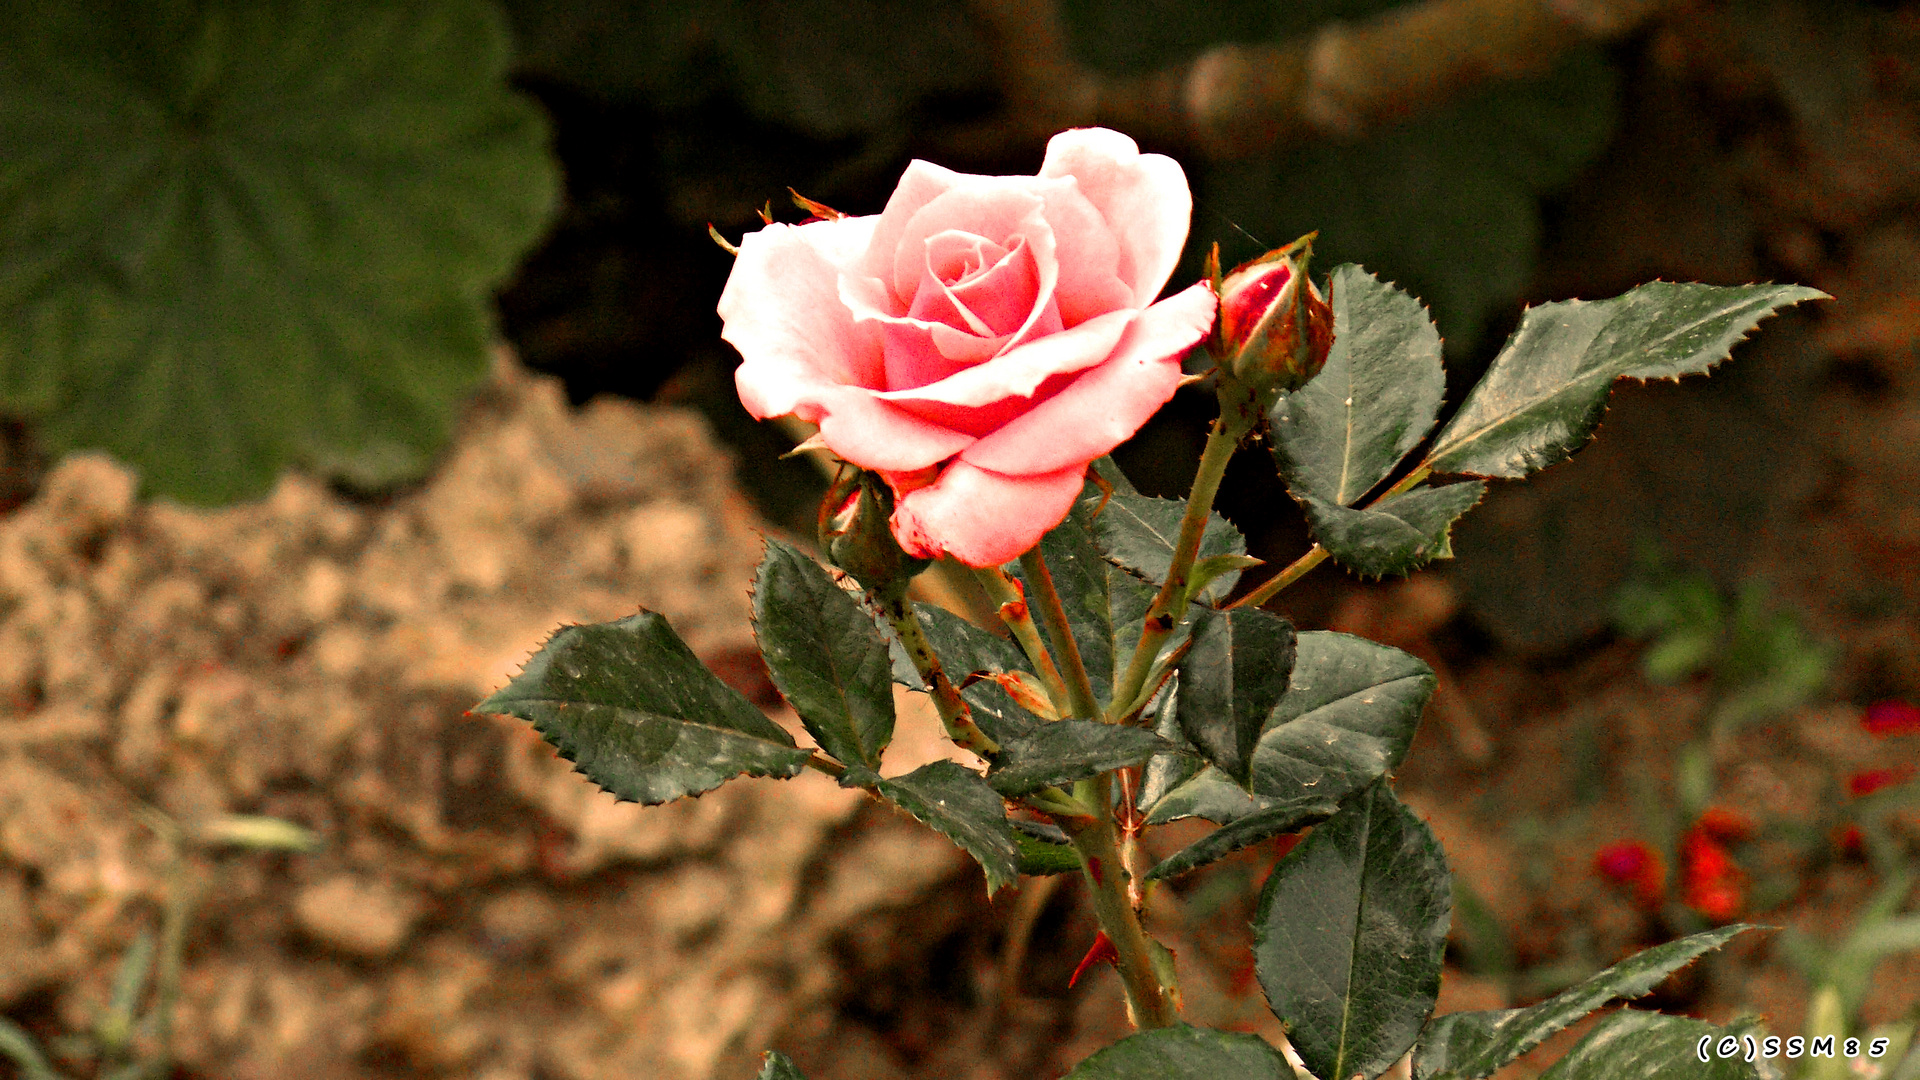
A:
[818,468,930,600]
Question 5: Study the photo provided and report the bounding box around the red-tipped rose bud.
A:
[818,468,931,600]
[1212,233,1333,401]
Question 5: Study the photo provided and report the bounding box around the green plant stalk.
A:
[973,565,1075,716]
[1061,774,1180,1029]
[1017,548,1102,722]
[1232,465,1433,610]
[1110,401,1255,720]
[879,595,1001,757]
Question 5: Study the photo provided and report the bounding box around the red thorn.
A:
[1069,931,1118,988]
[1848,766,1914,797]
[1087,856,1103,886]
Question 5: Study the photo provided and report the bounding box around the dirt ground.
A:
[6,8,1920,1080]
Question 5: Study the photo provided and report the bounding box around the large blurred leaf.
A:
[1255,782,1451,1080]
[508,0,991,136]
[752,539,895,769]
[478,613,810,805]
[1063,1024,1296,1080]
[1271,265,1445,506]
[1427,282,1826,479]
[1536,1011,1764,1080]
[1414,924,1757,1079]
[0,0,560,503]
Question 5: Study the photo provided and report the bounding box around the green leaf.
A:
[1091,493,1252,605]
[1176,608,1297,788]
[1535,1011,1763,1080]
[1137,676,1202,813]
[1063,1023,1296,1080]
[752,539,895,769]
[861,760,1020,895]
[1014,486,1169,712]
[1427,282,1826,480]
[1145,632,1433,826]
[908,602,1044,744]
[1144,795,1339,883]
[98,928,157,1050]
[477,613,810,805]
[0,1,559,504]
[1301,482,1487,579]
[1413,924,1758,1079]
[755,1049,808,1080]
[988,720,1177,797]
[1255,782,1451,1080]
[1271,265,1446,506]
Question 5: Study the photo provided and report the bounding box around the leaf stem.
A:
[880,595,1001,757]
[1110,404,1253,721]
[973,565,1074,717]
[1017,548,1102,722]
[1061,775,1179,1029]
[804,753,849,779]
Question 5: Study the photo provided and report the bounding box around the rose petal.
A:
[722,217,886,403]
[961,281,1215,474]
[806,384,978,471]
[858,159,968,287]
[1029,176,1134,326]
[891,460,1088,567]
[1039,128,1192,306]
[876,307,1127,409]
[880,319,1008,389]
[890,183,1050,307]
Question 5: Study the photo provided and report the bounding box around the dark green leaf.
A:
[908,602,1045,744]
[1414,925,1759,1079]
[1145,632,1432,826]
[1302,482,1487,579]
[1256,782,1451,1080]
[988,721,1177,797]
[752,539,894,769]
[1144,796,1338,883]
[1176,608,1297,788]
[755,1049,808,1080]
[1014,827,1081,877]
[1428,282,1826,479]
[1271,265,1446,506]
[1063,1023,1295,1080]
[1015,486,1169,712]
[1535,1011,1763,1080]
[0,1,560,503]
[477,613,809,805]
[1091,493,1251,605]
[866,760,1020,895]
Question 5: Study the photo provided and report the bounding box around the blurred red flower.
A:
[1863,699,1920,737]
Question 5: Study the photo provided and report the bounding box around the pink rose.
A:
[719,128,1216,567]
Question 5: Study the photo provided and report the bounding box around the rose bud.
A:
[1593,840,1664,908]
[1211,232,1333,400]
[1863,699,1920,737]
[818,468,930,600]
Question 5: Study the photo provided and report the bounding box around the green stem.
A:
[1110,407,1252,721]
[1230,465,1434,610]
[804,753,849,779]
[1018,548,1102,722]
[880,595,1001,757]
[1062,775,1179,1028]
[973,565,1074,717]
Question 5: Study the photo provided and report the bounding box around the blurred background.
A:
[1,1,1918,1078]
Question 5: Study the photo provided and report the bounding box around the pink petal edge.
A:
[891,460,1089,568]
